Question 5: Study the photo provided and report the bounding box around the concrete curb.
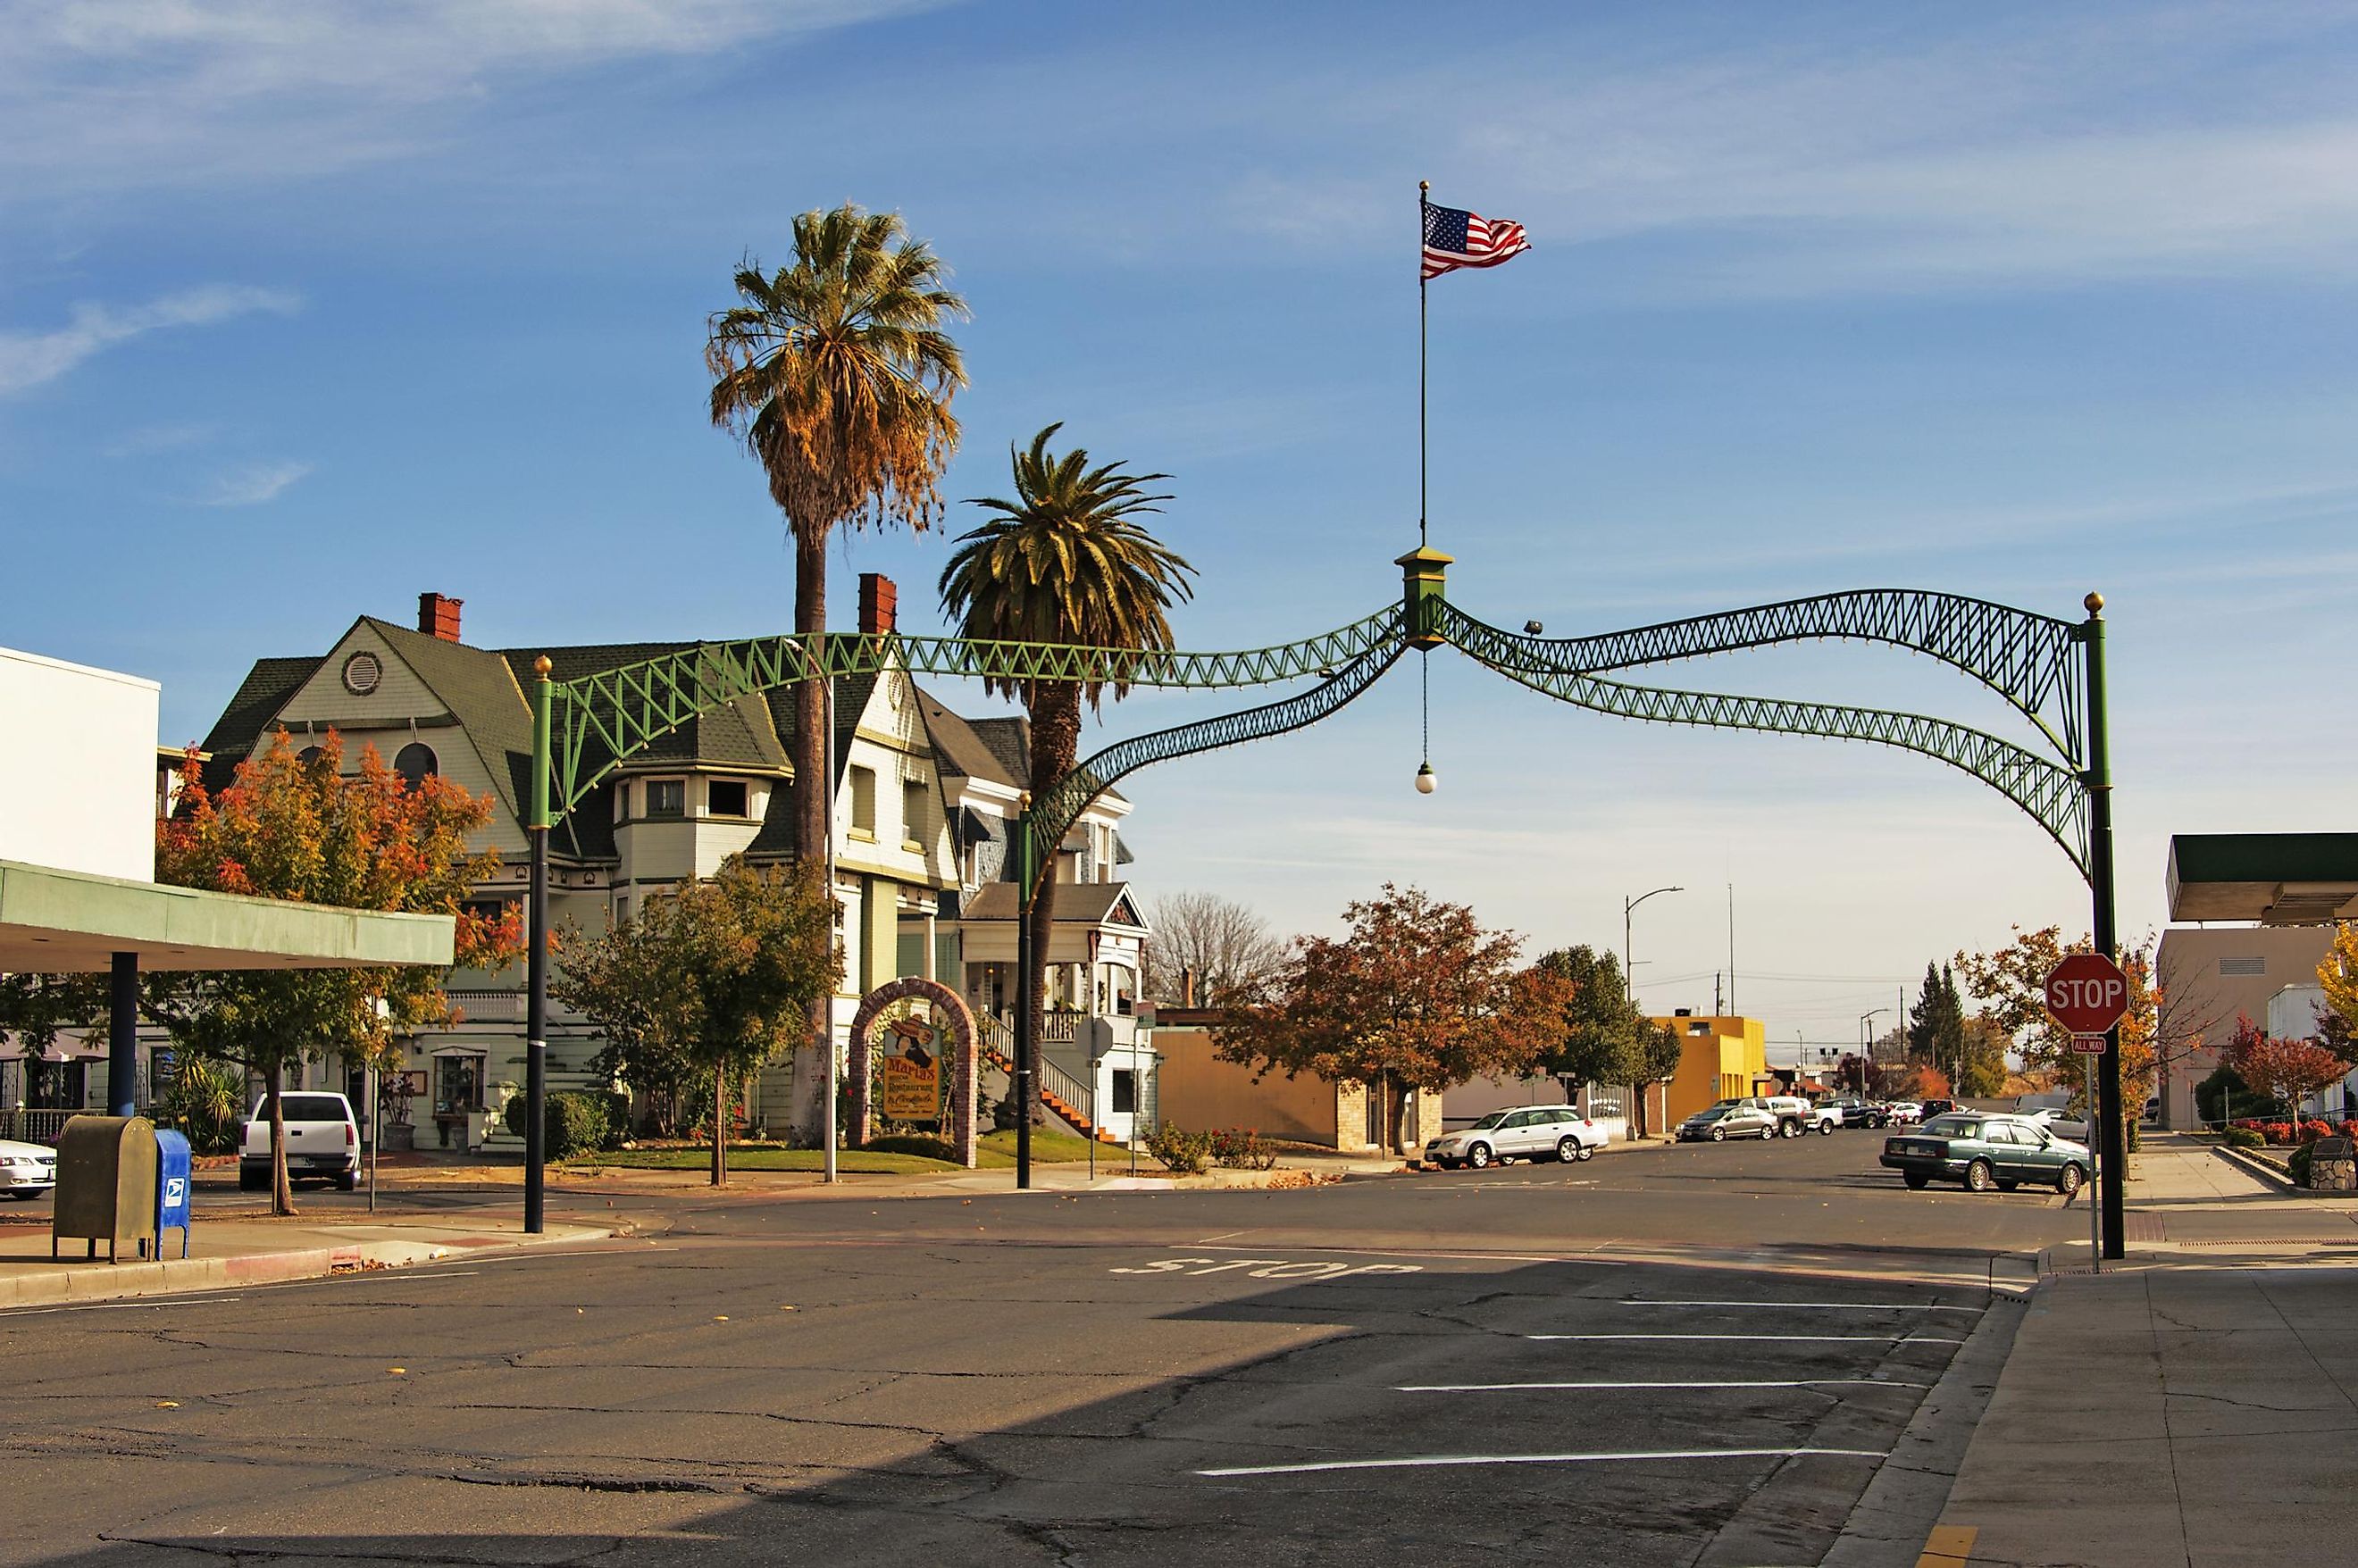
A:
[0,1225,612,1312]
[1819,1285,2032,1568]
[2209,1140,2303,1192]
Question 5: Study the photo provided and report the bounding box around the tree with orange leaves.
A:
[151,730,521,1214]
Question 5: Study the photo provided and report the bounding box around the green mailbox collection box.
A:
[51,1115,159,1263]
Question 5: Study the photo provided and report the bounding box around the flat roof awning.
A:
[0,859,456,972]
[2165,833,2358,925]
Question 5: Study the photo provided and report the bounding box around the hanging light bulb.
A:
[1415,762,1437,794]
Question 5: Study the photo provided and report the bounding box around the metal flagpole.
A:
[1418,179,1430,549]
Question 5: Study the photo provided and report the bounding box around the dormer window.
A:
[647,779,685,818]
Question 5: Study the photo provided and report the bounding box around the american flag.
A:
[1421,202,1530,280]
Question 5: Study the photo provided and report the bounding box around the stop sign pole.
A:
[2044,949,2130,1270]
[2080,594,2126,1260]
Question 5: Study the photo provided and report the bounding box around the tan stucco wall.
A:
[1150,1026,1342,1145]
[2153,926,2337,1126]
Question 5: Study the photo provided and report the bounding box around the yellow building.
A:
[1649,1012,1772,1126]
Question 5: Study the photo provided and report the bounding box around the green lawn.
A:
[561,1126,1108,1176]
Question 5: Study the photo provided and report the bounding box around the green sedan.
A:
[1880,1113,2090,1196]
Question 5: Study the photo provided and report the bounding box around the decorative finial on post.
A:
[1419,179,1430,192]
[2083,592,2104,617]
[534,655,552,678]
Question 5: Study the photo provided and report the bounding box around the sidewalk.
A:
[1917,1131,2358,1567]
[0,1205,611,1311]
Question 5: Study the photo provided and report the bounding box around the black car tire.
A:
[1710,1128,1727,1142]
[2058,1163,2086,1197]
[1467,1143,1493,1169]
[1556,1136,1580,1163]
[1761,1124,1777,1141]
[1575,1141,1595,1162]
[1965,1158,1995,1193]
[1903,1171,1930,1189]
[336,1172,359,1192]
[238,1166,265,1193]
[1817,1120,1835,1136]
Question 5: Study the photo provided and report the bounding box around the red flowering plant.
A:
[151,730,522,1213]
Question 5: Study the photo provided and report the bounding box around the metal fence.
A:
[0,1107,89,1146]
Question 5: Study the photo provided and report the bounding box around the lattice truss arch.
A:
[1434,595,2095,880]
[536,578,2094,882]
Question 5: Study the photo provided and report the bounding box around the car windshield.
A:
[1922,1114,1980,1138]
[1692,1107,1727,1120]
[1468,1113,1507,1130]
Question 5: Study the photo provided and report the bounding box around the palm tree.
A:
[939,424,1198,1123]
[707,204,966,1137]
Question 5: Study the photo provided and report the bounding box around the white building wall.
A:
[0,645,159,880]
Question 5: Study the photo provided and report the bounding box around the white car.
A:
[2021,1107,2092,1141]
[239,1092,360,1191]
[1427,1105,1609,1170]
[1886,1102,1923,1125]
[0,1138,58,1199]
[1752,1095,1839,1137]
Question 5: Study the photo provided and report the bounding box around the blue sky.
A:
[6,0,2356,1051]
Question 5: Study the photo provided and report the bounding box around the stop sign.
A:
[2044,953,2130,1035]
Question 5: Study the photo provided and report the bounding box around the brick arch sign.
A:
[847,978,978,1168]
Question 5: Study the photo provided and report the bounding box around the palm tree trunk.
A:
[265,1059,294,1217]
[1024,682,1083,1126]
[790,522,832,1143]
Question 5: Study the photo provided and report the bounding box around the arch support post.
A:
[524,656,553,1235]
[2081,594,2125,1260]
[1014,803,1038,1192]
[1397,546,1451,648]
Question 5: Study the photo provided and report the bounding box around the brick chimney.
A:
[857,572,897,635]
[417,592,464,643]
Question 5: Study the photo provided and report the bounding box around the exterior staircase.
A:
[978,1013,1120,1142]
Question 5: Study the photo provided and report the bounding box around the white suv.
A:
[239,1092,360,1192]
[1427,1105,1610,1170]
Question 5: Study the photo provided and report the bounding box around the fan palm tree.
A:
[707,204,966,1137]
[939,424,1197,1120]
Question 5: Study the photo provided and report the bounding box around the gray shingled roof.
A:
[200,656,323,757]
[958,881,1146,929]
[914,686,1017,788]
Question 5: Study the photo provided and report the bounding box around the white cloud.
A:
[196,459,312,506]
[0,0,953,189]
[0,285,298,395]
[1216,7,2358,294]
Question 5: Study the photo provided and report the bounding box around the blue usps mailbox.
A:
[152,1129,193,1260]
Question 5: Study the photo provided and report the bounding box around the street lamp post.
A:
[1858,1007,1886,1096]
[1623,886,1685,1005]
[1625,886,1684,1140]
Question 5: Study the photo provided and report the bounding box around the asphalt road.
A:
[1,1130,2078,1567]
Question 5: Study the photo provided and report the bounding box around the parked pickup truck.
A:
[1752,1095,1839,1138]
[1815,1095,1889,1129]
[239,1091,360,1192]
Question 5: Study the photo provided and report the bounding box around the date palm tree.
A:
[707,204,966,1137]
[939,424,1197,1122]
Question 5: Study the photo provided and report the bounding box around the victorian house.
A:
[192,578,1151,1147]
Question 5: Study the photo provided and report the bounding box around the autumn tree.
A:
[2318,924,2358,1063]
[1954,924,2170,1145]
[2223,1013,2348,1122]
[1141,890,1287,1005]
[553,855,840,1186]
[1953,1014,2009,1098]
[1525,946,1660,1104]
[150,732,520,1214]
[1213,884,1538,1152]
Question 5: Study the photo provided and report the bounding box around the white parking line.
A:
[1526,1333,1966,1344]
[1199,1446,1886,1477]
[1621,1299,1980,1313]
[1396,1379,1930,1392]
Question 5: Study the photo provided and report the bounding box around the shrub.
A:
[156,1056,247,1155]
[506,1088,628,1159]
[2220,1126,2265,1149]
[866,1134,959,1163]
[2289,1144,2315,1187]
[1207,1127,1279,1171]
[1144,1122,1214,1175]
[2261,1122,2295,1146]
[2197,1065,2286,1126]
[2296,1119,2336,1145]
